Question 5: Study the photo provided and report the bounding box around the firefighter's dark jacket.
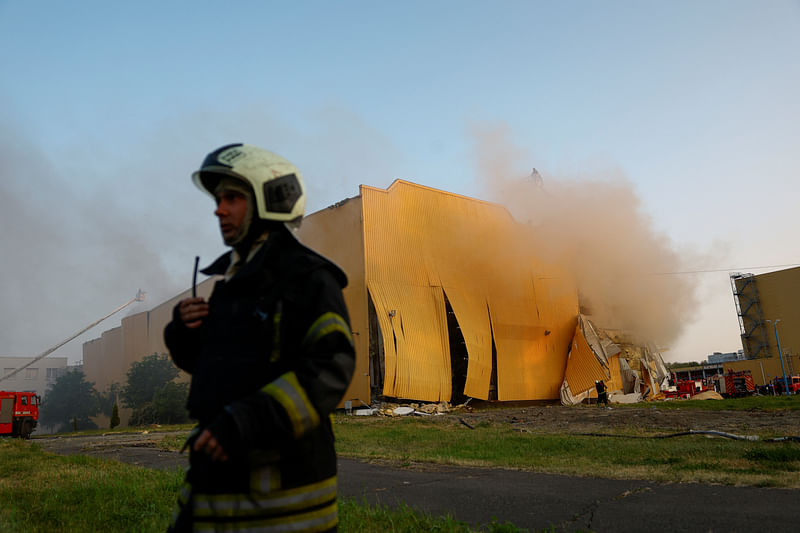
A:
[164,228,355,497]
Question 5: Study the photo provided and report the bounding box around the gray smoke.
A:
[471,124,700,349]
[0,108,404,362]
[0,128,190,360]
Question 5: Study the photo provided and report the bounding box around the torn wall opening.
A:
[362,181,579,403]
[445,293,469,405]
[367,296,385,401]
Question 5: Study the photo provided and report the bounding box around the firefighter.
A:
[164,144,355,532]
[595,380,608,407]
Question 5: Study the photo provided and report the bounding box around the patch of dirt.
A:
[30,405,800,470]
[33,430,187,471]
[453,404,800,437]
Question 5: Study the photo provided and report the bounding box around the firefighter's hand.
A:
[194,428,229,462]
[178,298,209,329]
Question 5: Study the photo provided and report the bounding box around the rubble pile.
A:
[347,401,467,417]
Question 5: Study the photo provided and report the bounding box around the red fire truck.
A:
[0,391,40,439]
[664,380,709,399]
[713,370,756,398]
[773,375,800,395]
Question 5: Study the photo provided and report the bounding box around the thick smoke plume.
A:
[472,125,698,348]
[0,128,192,361]
[0,109,406,363]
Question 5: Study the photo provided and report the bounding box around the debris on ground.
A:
[345,401,460,416]
[691,390,723,400]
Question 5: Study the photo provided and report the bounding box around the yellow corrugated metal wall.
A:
[362,181,578,402]
[443,287,493,398]
[369,281,451,401]
[564,323,609,396]
[752,267,800,361]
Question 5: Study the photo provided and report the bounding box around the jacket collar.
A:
[200,230,286,280]
[199,227,349,288]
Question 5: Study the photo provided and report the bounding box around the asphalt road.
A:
[35,436,800,532]
[337,457,799,532]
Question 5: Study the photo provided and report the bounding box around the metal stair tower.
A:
[730,273,770,358]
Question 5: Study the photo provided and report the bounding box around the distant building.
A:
[728,267,800,384]
[671,363,724,383]
[732,267,799,361]
[81,180,671,410]
[82,181,579,404]
[707,350,745,364]
[0,356,69,399]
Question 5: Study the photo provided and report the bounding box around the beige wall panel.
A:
[82,278,217,394]
[82,338,104,387]
[146,293,186,357]
[362,181,579,402]
[754,267,800,361]
[147,278,216,357]
[121,312,149,381]
[147,279,215,385]
[722,354,800,385]
[86,326,123,392]
[297,197,370,404]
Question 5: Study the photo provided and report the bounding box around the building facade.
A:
[707,350,745,364]
[0,356,69,399]
[729,266,800,384]
[82,181,583,407]
[81,180,674,413]
[732,267,800,361]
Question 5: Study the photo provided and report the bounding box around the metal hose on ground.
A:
[575,430,800,442]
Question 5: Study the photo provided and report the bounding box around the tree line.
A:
[40,353,190,432]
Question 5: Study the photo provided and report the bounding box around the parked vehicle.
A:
[713,371,755,398]
[773,375,800,395]
[0,390,40,439]
[663,380,708,399]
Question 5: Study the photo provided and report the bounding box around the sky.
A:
[1,0,798,366]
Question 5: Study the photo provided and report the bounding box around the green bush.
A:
[110,402,121,429]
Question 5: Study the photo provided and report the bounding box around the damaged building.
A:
[298,180,579,404]
[560,315,669,405]
[83,180,669,415]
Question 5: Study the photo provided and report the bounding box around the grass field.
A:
[0,439,521,533]
[617,394,800,411]
[0,439,182,532]
[333,414,800,488]
[5,397,798,531]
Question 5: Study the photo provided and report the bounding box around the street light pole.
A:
[768,319,791,396]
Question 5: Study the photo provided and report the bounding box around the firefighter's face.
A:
[214,189,250,245]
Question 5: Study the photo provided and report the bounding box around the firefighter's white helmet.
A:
[192,143,305,222]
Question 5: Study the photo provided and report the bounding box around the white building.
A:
[0,356,69,399]
[707,350,746,365]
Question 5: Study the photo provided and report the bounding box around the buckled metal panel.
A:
[362,180,578,401]
[564,322,609,396]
